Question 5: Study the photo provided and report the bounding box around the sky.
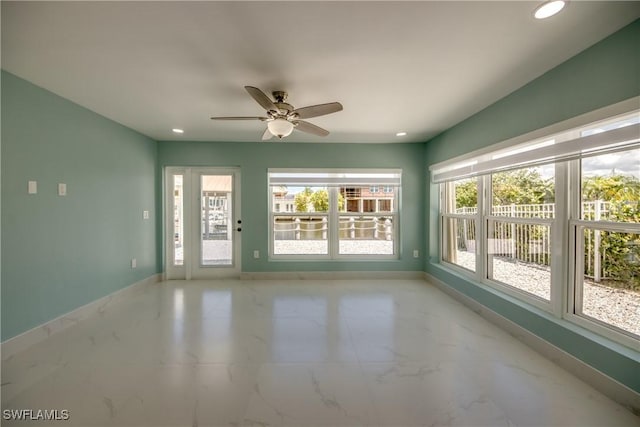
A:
[582,148,640,179]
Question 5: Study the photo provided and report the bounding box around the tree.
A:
[581,174,640,290]
[293,187,343,212]
[310,189,329,212]
[294,187,313,212]
[454,170,554,209]
[309,189,344,212]
[491,169,554,206]
[582,174,640,205]
[454,179,477,208]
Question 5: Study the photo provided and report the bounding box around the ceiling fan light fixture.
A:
[267,118,294,138]
[534,0,566,19]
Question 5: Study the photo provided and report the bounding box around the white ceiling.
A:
[3,1,639,144]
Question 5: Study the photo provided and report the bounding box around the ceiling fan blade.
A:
[262,128,274,140]
[294,120,330,137]
[245,86,280,113]
[292,102,343,119]
[210,116,267,120]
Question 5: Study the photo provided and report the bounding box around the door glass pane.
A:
[173,175,184,266]
[201,175,232,266]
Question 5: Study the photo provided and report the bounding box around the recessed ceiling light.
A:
[534,1,566,19]
[172,128,184,134]
[396,132,407,137]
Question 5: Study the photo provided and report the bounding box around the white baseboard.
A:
[1,273,162,360]
[423,272,640,416]
[240,270,424,280]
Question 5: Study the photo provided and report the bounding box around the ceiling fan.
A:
[211,86,343,140]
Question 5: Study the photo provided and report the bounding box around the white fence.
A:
[456,201,611,219]
[455,201,612,281]
[273,216,393,241]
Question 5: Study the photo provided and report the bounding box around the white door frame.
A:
[165,167,241,279]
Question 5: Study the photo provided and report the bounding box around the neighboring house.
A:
[340,186,395,213]
[272,186,296,213]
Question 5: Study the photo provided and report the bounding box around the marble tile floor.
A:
[2,279,638,427]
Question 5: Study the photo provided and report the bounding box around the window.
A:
[488,166,555,301]
[432,104,640,348]
[271,185,329,256]
[339,185,397,256]
[363,199,376,212]
[378,199,391,212]
[441,178,478,272]
[573,146,640,338]
[268,169,401,259]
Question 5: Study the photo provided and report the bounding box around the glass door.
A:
[165,167,241,279]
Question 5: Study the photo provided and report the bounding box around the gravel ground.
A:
[454,250,640,336]
[274,239,394,255]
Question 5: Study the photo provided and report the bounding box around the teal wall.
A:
[424,20,640,392]
[158,141,425,273]
[1,72,159,341]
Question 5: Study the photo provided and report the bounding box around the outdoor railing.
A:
[454,201,623,282]
[273,216,393,241]
[456,201,611,219]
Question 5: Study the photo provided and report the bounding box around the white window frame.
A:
[434,98,640,351]
[439,178,481,277]
[268,169,401,261]
[482,165,562,314]
[441,171,558,314]
[566,156,640,351]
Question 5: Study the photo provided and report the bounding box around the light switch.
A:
[58,183,67,196]
[143,210,150,219]
[28,181,37,194]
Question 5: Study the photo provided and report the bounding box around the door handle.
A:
[236,227,242,232]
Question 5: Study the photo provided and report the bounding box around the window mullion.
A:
[329,187,339,258]
[551,161,569,317]
[567,159,582,319]
[477,176,487,282]
[482,175,492,282]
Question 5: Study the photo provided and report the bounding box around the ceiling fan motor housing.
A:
[272,91,294,114]
[276,102,294,114]
[272,90,288,102]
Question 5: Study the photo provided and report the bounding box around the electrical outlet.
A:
[131,258,137,268]
[28,181,37,194]
[413,249,419,258]
[58,183,67,196]
[253,250,260,259]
